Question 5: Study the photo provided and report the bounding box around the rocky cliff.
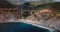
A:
[0,1,60,31]
[26,9,60,31]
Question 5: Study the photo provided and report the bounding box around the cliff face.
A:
[0,6,60,31]
[27,9,60,31]
[0,1,60,31]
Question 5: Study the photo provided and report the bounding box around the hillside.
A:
[0,0,15,8]
[0,0,60,31]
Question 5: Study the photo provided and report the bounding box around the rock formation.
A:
[27,9,60,31]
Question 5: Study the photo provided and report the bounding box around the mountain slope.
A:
[0,0,15,8]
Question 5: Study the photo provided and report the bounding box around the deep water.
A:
[0,22,54,32]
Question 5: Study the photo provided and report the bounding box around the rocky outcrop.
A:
[27,9,60,31]
[0,1,60,31]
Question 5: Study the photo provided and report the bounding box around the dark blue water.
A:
[0,22,53,32]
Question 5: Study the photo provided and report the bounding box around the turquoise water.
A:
[0,22,55,32]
